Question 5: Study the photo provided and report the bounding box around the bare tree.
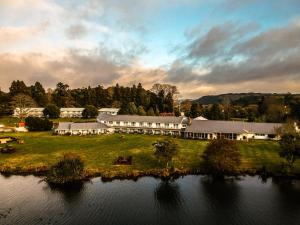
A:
[11,94,37,118]
[150,83,179,96]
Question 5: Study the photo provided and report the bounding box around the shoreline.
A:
[1,167,300,183]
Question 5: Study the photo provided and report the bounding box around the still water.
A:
[0,175,300,225]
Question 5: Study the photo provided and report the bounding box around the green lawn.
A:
[0,132,299,176]
[0,116,96,127]
[0,117,20,127]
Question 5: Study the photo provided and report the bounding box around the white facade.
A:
[60,108,84,118]
[56,122,112,135]
[97,114,186,136]
[184,120,282,141]
[98,108,120,115]
[13,108,44,118]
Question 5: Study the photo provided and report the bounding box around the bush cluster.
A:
[25,117,53,131]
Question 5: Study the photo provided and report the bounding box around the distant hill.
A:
[193,93,300,105]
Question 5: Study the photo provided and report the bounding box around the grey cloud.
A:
[172,19,300,86]
[187,22,258,60]
[65,24,88,39]
[0,49,127,91]
[166,60,199,83]
[232,22,300,60]
[200,53,300,84]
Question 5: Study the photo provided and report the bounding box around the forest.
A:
[0,80,300,123]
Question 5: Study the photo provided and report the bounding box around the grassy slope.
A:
[1,132,300,175]
[0,116,96,127]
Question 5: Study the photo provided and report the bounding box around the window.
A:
[174,124,178,129]
[156,123,160,128]
[109,121,113,124]
[165,123,169,128]
[132,122,136,126]
[116,121,120,125]
[148,122,152,127]
[124,122,128,126]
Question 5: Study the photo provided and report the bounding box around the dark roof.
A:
[57,122,108,130]
[97,114,185,124]
[185,120,282,134]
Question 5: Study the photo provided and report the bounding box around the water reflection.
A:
[271,178,300,215]
[46,182,85,204]
[1,175,300,225]
[200,177,241,206]
[199,177,242,224]
[154,180,183,209]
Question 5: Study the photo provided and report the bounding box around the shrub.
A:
[47,153,85,184]
[25,117,53,131]
[43,104,60,119]
[279,133,300,169]
[153,138,178,168]
[202,139,241,177]
[82,105,98,118]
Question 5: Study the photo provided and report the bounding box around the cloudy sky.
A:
[1,0,300,98]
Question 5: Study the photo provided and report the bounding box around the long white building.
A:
[97,114,188,135]
[60,108,85,118]
[184,120,282,140]
[56,122,111,135]
[55,113,289,140]
[98,108,120,115]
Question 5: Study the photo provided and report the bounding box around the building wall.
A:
[60,111,83,118]
[184,132,276,140]
[99,120,182,130]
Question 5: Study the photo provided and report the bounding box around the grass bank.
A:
[1,132,300,179]
[0,116,96,127]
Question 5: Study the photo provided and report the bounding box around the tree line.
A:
[0,80,176,118]
[1,80,299,123]
[183,94,300,123]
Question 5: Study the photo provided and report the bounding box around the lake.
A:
[0,175,300,225]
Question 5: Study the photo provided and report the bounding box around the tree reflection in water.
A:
[46,182,86,204]
[154,180,184,209]
[199,176,242,224]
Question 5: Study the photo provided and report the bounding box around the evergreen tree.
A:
[155,107,160,116]
[0,91,11,116]
[9,80,30,96]
[208,104,223,120]
[113,83,121,101]
[137,106,146,116]
[164,92,174,113]
[157,90,165,112]
[190,103,203,118]
[136,83,144,106]
[128,102,137,115]
[43,104,60,118]
[30,82,48,106]
[290,101,300,121]
[52,82,74,107]
[147,107,155,116]
[82,105,98,118]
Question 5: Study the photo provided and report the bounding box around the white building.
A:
[60,108,85,118]
[98,108,120,115]
[56,122,112,135]
[97,114,187,136]
[184,120,282,140]
[13,108,44,118]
